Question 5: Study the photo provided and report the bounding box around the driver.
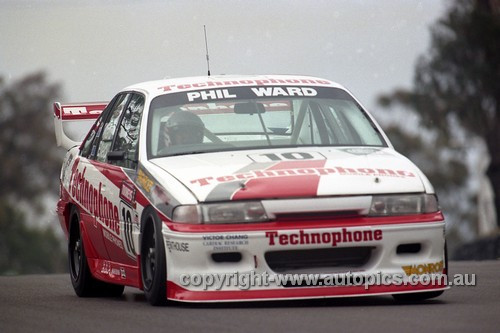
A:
[161,111,205,148]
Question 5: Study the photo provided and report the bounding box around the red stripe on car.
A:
[232,160,327,200]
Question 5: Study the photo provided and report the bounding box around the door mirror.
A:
[107,150,126,161]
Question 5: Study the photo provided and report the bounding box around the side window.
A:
[80,116,104,158]
[95,94,130,162]
[111,94,145,169]
[80,100,116,158]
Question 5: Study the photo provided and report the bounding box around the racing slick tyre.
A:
[392,242,448,302]
[68,206,124,297]
[140,207,168,306]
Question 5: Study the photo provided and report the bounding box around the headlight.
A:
[172,201,269,224]
[172,205,201,223]
[369,194,439,216]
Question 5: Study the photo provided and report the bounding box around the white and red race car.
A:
[54,75,447,305]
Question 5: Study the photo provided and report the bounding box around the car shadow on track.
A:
[175,297,446,309]
[120,289,445,308]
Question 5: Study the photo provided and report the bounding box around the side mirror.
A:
[107,150,126,161]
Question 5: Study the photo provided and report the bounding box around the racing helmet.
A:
[163,111,205,146]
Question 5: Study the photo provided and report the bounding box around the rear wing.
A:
[53,102,108,150]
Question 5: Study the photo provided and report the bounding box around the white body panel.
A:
[150,147,428,203]
[163,222,445,292]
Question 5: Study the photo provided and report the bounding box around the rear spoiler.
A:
[53,102,108,150]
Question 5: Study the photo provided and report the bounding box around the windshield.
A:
[147,86,386,158]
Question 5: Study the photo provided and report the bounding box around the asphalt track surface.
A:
[0,261,498,333]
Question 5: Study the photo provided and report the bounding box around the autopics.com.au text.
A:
[179,271,476,291]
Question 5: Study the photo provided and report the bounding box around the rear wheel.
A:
[68,206,124,297]
[140,208,167,306]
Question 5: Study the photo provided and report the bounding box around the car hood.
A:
[149,147,426,202]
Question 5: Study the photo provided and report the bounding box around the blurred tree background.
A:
[0,72,66,274]
[378,0,500,255]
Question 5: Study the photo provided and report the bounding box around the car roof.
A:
[122,74,346,99]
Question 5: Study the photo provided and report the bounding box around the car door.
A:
[106,93,145,265]
[88,93,147,267]
[83,93,134,265]
[75,96,118,261]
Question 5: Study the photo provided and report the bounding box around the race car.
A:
[53,75,448,305]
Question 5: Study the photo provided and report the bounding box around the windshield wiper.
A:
[256,105,272,146]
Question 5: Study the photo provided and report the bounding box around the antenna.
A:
[204,25,211,76]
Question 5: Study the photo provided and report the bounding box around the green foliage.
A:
[382,124,477,251]
[0,72,63,209]
[378,0,500,228]
[383,126,468,190]
[379,0,500,140]
[0,72,66,274]
[0,200,67,275]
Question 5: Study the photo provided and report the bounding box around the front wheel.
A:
[140,208,167,306]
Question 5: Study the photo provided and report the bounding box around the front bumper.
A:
[162,219,447,302]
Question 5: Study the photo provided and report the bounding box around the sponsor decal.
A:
[202,234,249,251]
[110,268,121,277]
[60,104,105,120]
[69,159,120,235]
[137,168,154,193]
[158,78,333,92]
[191,166,415,187]
[119,181,136,206]
[100,261,124,279]
[250,87,317,97]
[103,229,124,249]
[265,228,383,247]
[402,261,444,276]
[100,261,112,275]
[187,89,236,102]
[166,240,190,252]
[185,87,318,103]
[155,85,351,109]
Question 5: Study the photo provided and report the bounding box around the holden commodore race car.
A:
[53,74,448,305]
